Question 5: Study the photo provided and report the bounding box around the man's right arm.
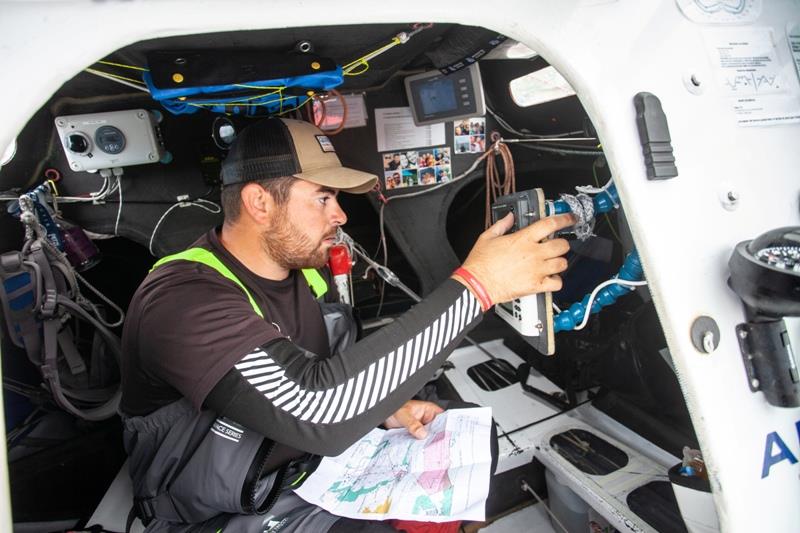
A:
[205,278,481,456]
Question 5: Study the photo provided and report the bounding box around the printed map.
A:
[294,407,493,522]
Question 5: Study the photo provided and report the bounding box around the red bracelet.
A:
[453,267,493,312]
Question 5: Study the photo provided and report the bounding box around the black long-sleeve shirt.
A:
[121,229,483,458]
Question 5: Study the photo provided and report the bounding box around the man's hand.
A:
[384,400,443,439]
[456,213,575,305]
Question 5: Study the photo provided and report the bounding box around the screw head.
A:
[738,329,748,340]
[751,378,760,389]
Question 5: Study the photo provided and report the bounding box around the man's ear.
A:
[239,182,275,224]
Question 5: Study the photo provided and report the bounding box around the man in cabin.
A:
[120,118,574,532]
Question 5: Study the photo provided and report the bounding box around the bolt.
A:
[738,329,748,340]
[751,378,760,389]
[727,191,739,202]
[56,119,66,127]
[702,331,715,353]
[137,111,147,120]
[535,321,544,331]
[148,152,156,161]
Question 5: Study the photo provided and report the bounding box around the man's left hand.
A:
[384,400,443,439]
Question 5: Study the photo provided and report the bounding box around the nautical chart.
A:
[294,407,493,522]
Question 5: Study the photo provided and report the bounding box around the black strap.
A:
[133,493,186,526]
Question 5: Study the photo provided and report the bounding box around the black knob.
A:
[66,133,90,154]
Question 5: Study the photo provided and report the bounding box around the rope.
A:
[84,68,149,92]
[558,192,594,240]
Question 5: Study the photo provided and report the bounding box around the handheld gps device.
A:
[491,188,555,356]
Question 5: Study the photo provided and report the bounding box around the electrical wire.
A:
[573,278,648,331]
[498,397,593,438]
[590,160,623,245]
[113,175,123,236]
[512,140,603,157]
[520,479,570,533]
[486,106,585,139]
[336,229,498,360]
[148,198,221,255]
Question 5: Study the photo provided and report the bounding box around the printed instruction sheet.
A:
[295,407,493,522]
[705,28,800,126]
[375,107,445,152]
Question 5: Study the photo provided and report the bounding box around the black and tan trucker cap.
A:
[221,118,378,193]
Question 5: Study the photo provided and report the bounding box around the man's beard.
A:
[261,208,332,270]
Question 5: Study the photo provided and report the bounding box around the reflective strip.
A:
[152,248,329,318]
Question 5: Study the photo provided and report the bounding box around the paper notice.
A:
[705,28,800,126]
[788,23,800,84]
[375,107,446,152]
[295,407,493,522]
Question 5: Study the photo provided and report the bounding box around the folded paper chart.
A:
[295,407,493,522]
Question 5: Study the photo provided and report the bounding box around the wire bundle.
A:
[484,140,516,229]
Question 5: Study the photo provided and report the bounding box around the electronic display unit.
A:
[404,63,485,126]
[491,188,555,356]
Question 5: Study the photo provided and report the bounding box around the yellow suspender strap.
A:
[151,248,329,317]
[300,268,328,299]
[151,248,265,318]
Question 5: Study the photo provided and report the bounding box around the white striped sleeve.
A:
[231,287,481,426]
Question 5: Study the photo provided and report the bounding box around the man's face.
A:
[260,179,347,270]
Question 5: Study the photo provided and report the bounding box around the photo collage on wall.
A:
[382,147,452,190]
[454,117,486,154]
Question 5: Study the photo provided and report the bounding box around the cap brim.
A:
[294,166,378,194]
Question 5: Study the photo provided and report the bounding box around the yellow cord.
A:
[344,62,370,77]
[46,180,59,196]
[85,68,146,86]
[342,38,401,75]
[277,96,312,116]
[234,83,285,91]
[97,60,148,72]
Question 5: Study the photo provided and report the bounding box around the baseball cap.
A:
[221,118,378,193]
